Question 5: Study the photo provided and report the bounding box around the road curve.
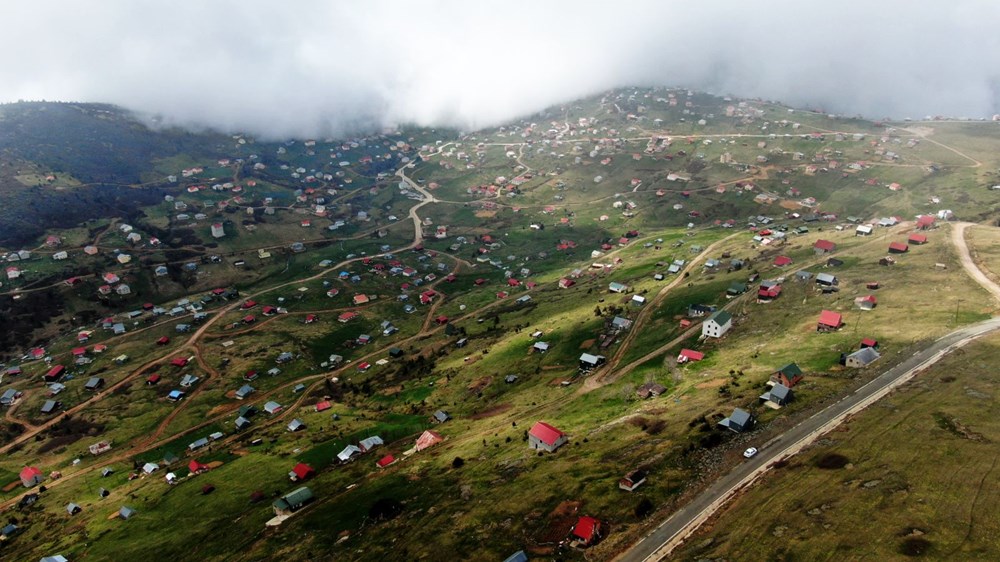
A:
[616,316,1000,562]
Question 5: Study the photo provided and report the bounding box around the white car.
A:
[743,447,758,459]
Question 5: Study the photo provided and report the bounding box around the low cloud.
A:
[1,1,997,139]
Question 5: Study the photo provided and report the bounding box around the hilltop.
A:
[0,88,998,562]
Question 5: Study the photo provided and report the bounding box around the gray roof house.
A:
[815,273,838,286]
[846,347,881,368]
[235,384,255,400]
[719,408,755,433]
[760,383,793,407]
[433,410,450,423]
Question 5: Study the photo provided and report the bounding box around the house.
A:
[677,348,705,363]
[631,295,646,306]
[376,455,397,468]
[727,282,748,296]
[532,341,550,353]
[84,377,105,391]
[359,435,383,452]
[916,215,936,230]
[289,463,315,481]
[315,401,332,412]
[815,273,838,286]
[856,224,873,236]
[188,460,208,474]
[558,278,575,289]
[888,242,909,254]
[856,295,877,310]
[41,400,60,414]
[235,416,252,430]
[179,374,199,387]
[433,410,451,423]
[20,466,44,487]
[272,487,315,515]
[167,390,185,401]
[702,310,733,338]
[773,256,793,267]
[570,516,602,546]
[846,347,881,368]
[909,233,928,245]
[415,430,443,451]
[119,506,136,520]
[141,462,159,474]
[40,556,69,562]
[619,469,647,491]
[44,364,65,382]
[636,382,667,399]
[771,363,804,387]
[528,421,568,452]
[579,353,606,370]
[860,338,879,349]
[817,310,843,331]
[263,401,282,414]
[611,316,632,331]
[66,502,83,515]
[608,282,628,293]
[235,384,255,400]
[760,383,793,407]
[813,239,836,254]
[719,408,755,433]
[0,388,22,406]
[337,444,363,463]
[188,438,209,451]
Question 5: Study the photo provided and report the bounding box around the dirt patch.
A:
[549,378,571,386]
[470,403,512,420]
[207,404,231,417]
[537,500,582,544]
[205,461,224,469]
[2,480,20,492]
[467,376,492,394]
[474,211,497,218]
[696,379,726,389]
[379,385,403,396]
[231,449,249,456]
[579,339,596,349]
[779,199,802,210]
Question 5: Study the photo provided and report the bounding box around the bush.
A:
[635,498,655,518]
[452,457,465,468]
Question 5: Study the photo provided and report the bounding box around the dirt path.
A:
[952,222,1000,304]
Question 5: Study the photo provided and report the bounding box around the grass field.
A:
[676,330,1000,561]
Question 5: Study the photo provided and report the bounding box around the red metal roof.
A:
[888,242,909,252]
[773,256,793,266]
[292,463,314,480]
[678,349,704,361]
[814,239,836,251]
[818,310,843,327]
[376,455,396,468]
[529,421,565,446]
[572,516,601,543]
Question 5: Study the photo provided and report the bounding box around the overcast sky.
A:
[1,1,997,139]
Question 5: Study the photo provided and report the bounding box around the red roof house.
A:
[170,357,189,368]
[156,336,170,346]
[338,311,358,323]
[908,233,927,245]
[146,374,161,385]
[188,460,209,474]
[44,365,65,382]
[813,239,836,254]
[817,310,843,331]
[376,455,397,468]
[507,278,520,287]
[571,516,602,546]
[888,242,908,254]
[860,338,879,349]
[773,256,793,267]
[20,466,44,488]
[677,349,705,363]
[415,430,443,451]
[290,463,315,481]
[916,215,936,229]
[315,400,332,412]
[528,421,567,452]
[435,315,448,325]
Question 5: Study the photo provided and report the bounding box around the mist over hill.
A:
[2,1,999,139]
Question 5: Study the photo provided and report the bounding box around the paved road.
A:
[617,316,1000,562]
